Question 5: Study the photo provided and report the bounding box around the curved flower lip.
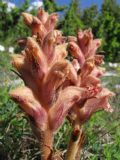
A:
[53,43,68,64]
[77,29,92,41]
[9,87,48,130]
[68,41,85,67]
[44,13,58,32]
[37,7,49,24]
[21,12,33,25]
[22,12,40,26]
[22,12,47,40]
[49,86,87,131]
[81,75,100,87]
[80,58,95,78]
[42,30,63,63]
[77,29,93,49]
[11,54,25,71]
[76,87,115,124]
[67,61,78,85]
[77,29,102,59]
[95,88,115,98]
[26,37,48,75]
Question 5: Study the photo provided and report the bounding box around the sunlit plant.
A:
[10,8,114,160]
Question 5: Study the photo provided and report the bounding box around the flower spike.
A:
[9,8,114,160]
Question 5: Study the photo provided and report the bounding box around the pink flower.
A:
[10,8,114,134]
[68,29,114,124]
[75,88,115,124]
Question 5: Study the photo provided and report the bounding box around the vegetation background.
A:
[0,0,120,159]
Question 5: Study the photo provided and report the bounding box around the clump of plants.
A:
[10,8,114,160]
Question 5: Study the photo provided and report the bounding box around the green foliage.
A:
[43,0,66,13]
[94,0,120,62]
[61,0,84,36]
[81,5,98,28]
[0,0,30,45]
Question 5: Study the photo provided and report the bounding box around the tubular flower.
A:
[68,29,114,124]
[9,8,114,160]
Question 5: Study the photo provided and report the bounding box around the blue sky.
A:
[12,0,120,9]
[56,0,120,9]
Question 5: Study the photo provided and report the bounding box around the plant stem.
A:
[30,122,54,160]
[39,129,54,160]
[65,123,83,160]
[75,131,85,160]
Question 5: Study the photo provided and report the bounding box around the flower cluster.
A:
[10,7,114,133]
[67,29,114,124]
[9,8,114,159]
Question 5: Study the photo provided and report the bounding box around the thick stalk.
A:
[30,122,54,160]
[65,123,83,160]
[75,131,85,160]
[39,129,54,160]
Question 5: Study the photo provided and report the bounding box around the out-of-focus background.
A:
[0,0,120,159]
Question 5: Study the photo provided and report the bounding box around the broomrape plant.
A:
[9,8,114,160]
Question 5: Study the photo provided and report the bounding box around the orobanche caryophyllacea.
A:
[10,8,114,160]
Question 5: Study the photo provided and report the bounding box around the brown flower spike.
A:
[10,8,114,160]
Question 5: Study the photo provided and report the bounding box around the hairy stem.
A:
[40,129,54,160]
[65,123,83,160]
[75,131,85,160]
[30,122,54,160]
